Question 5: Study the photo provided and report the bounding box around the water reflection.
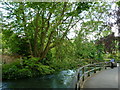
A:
[2,69,76,88]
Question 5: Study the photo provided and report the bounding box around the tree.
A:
[1,2,91,61]
[74,2,112,62]
[116,1,120,51]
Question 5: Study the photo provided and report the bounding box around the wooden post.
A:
[99,67,101,71]
[99,64,101,71]
[82,67,84,81]
[77,72,80,81]
[88,72,90,77]
[75,82,80,90]
[87,66,90,77]
[75,83,77,90]
[78,83,80,90]
[94,64,96,73]
[105,63,107,69]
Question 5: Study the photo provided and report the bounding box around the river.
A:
[2,69,78,88]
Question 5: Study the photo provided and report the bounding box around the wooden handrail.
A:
[74,62,111,90]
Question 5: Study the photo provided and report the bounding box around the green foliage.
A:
[2,2,91,58]
[18,68,32,78]
[76,2,92,14]
[2,57,55,80]
[37,63,55,75]
[2,61,23,79]
[104,52,120,61]
[2,31,30,56]
[116,1,120,6]
[49,58,77,71]
[74,33,105,63]
[49,39,81,71]
[40,51,53,65]
[95,44,104,61]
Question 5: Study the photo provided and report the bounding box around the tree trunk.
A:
[33,12,39,57]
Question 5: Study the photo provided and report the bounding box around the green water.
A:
[2,70,77,88]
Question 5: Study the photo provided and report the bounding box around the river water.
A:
[2,69,78,88]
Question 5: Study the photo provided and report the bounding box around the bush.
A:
[37,63,55,75]
[2,57,55,80]
[2,64,20,79]
[18,68,32,78]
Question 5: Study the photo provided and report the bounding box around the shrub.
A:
[2,64,20,79]
[37,63,55,75]
[18,68,32,78]
[2,57,55,80]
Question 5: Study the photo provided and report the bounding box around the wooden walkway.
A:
[83,67,119,88]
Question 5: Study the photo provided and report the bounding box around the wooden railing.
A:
[74,62,111,90]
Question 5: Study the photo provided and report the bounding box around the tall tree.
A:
[1,2,91,61]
